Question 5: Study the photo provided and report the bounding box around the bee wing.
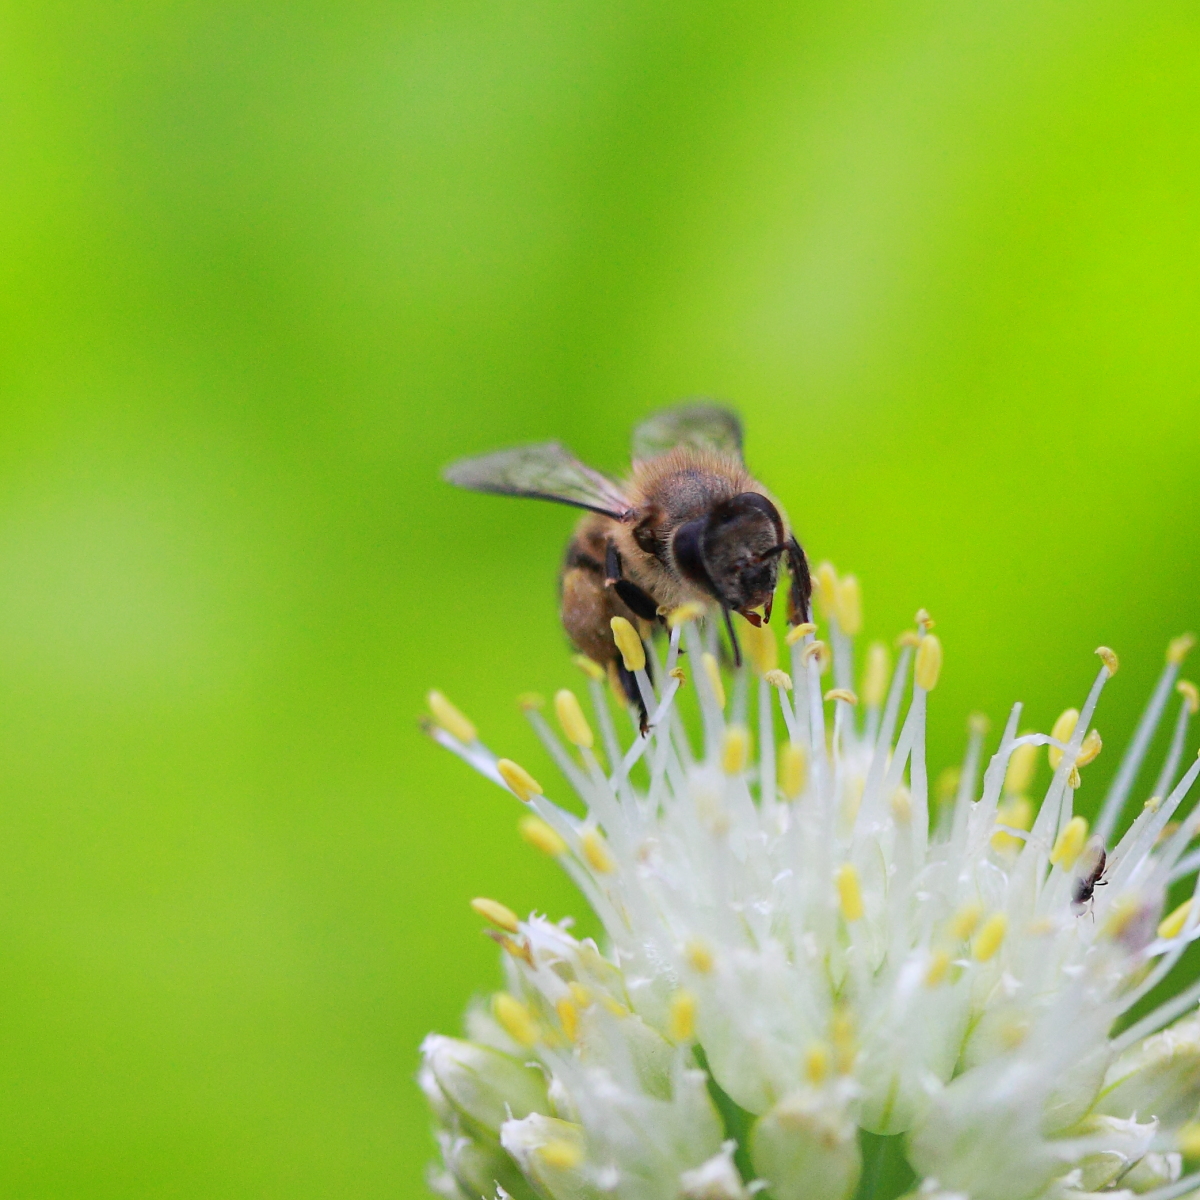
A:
[1076,837,1107,882]
[442,442,634,519]
[631,403,744,463]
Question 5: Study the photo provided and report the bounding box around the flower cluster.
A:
[420,567,1200,1200]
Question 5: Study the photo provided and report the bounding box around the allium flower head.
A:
[420,572,1200,1200]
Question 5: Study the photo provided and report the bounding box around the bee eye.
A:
[671,517,720,598]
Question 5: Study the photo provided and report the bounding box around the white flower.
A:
[420,572,1200,1200]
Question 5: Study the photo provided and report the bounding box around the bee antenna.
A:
[758,543,788,562]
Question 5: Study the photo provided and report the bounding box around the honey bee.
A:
[444,404,812,718]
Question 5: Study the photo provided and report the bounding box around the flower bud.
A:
[1073,1115,1157,1191]
[438,1127,535,1200]
[1122,1151,1181,1192]
[750,1089,861,1200]
[501,1113,590,1200]
[1097,1013,1200,1130]
[679,1143,750,1199]
[423,1035,549,1138]
[419,1062,457,1126]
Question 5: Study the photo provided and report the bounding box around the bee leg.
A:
[786,535,813,624]
[722,606,743,669]
[615,581,660,622]
[617,660,651,735]
[604,539,661,622]
[604,539,622,584]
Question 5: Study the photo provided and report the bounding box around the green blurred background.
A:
[2,1,1198,1195]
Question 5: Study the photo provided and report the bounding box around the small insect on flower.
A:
[443,404,812,728]
[1071,838,1108,917]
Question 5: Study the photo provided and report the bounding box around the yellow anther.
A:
[600,995,629,1019]
[998,792,1036,830]
[518,814,567,857]
[539,1140,583,1170]
[896,630,921,648]
[855,645,888,714]
[517,692,545,711]
[915,635,943,691]
[722,725,750,774]
[972,913,1008,962]
[805,1042,831,1084]
[1103,893,1141,939]
[568,982,592,1007]
[685,939,714,973]
[1145,795,1162,812]
[1048,708,1080,769]
[764,668,793,691]
[497,934,534,966]
[554,689,594,749]
[667,602,706,629]
[1005,741,1038,794]
[841,777,865,828]
[1001,1019,1031,1050]
[1068,766,1082,790]
[925,949,951,987]
[1178,1121,1200,1160]
[701,652,726,710]
[556,997,579,1042]
[890,786,912,823]
[1159,820,1182,845]
[668,990,697,1041]
[836,575,863,636]
[1169,633,1197,666]
[780,743,808,800]
[471,897,520,933]
[498,758,544,802]
[831,1010,856,1074]
[949,901,983,941]
[742,619,778,674]
[1158,898,1194,941]
[493,992,540,1046]
[802,640,831,673]
[824,687,858,705]
[915,607,935,631]
[1050,816,1089,870]
[1095,646,1119,676]
[814,562,839,618]
[669,666,687,685]
[835,864,864,922]
[572,653,606,682]
[1178,680,1200,715]
[969,712,990,736]
[427,690,477,744]
[581,829,616,874]
[786,621,817,645]
[991,796,1033,854]
[1076,728,1103,767]
[936,767,961,804]
[609,616,646,673]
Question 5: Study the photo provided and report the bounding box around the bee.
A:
[1072,840,1108,917]
[443,403,812,720]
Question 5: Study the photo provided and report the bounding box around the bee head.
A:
[672,492,786,622]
